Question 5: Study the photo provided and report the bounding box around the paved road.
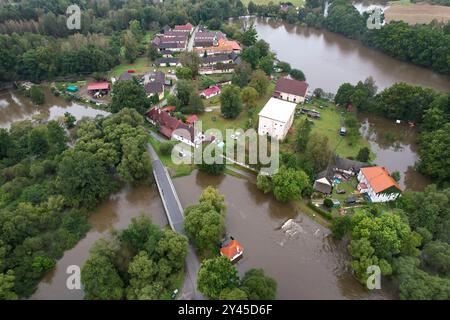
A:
[146,142,204,300]
[187,26,200,52]
[147,143,184,233]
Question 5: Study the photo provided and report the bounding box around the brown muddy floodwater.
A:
[0,88,109,128]
[358,114,431,191]
[31,186,167,300]
[174,171,395,300]
[253,18,450,93]
[31,171,395,300]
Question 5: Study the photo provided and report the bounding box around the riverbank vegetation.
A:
[197,256,277,300]
[332,185,450,299]
[184,187,227,258]
[81,216,188,300]
[0,108,152,298]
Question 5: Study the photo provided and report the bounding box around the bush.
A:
[323,198,334,208]
[30,86,45,105]
[159,142,174,156]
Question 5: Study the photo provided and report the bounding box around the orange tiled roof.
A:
[220,240,244,261]
[360,167,402,194]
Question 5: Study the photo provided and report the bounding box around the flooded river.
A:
[31,186,167,300]
[174,171,394,300]
[31,171,394,300]
[253,18,450,93]
[0,88,109,128]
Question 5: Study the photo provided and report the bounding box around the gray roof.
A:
[144,82,164,95]
[313,178,332,195]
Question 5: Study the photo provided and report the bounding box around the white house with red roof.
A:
[173,23,194,34]
[200,86,221,99]
[357,166,402,203]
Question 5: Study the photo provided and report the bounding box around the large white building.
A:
[258,97,297,140]
[357,166,402,203]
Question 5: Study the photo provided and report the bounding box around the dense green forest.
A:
[250,0,450,77]
[81,216,188,300]
[0,0,247,83]
[332,185,450,299]
[0,108,152,298]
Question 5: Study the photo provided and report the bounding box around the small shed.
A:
[313,177,332,195]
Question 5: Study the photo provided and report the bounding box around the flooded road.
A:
[0,88,109,128]
[174,171,394,300]
[253,18,450,93]
[31,186,167,300]
[358,114,431,191]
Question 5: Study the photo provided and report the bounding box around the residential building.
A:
[146,108,202,148]
[173,23,194,34]
[87,82,110,94]
[194,39,241,55]
[258,97,297,140]
[201,54,233,66]
[357,166,402,203]
[200,86,221,99]
[144,82,164,100]
[116,71,134,83]
[313,178,332,195]
[155,57,181,67]
[273,77,309,103]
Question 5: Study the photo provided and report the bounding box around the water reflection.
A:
[253,18,450,93]
[358,114,430,190]
[0,88,109,129]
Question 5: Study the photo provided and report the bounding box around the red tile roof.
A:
[201,86,221,97]
[360,167,402,193]
[186,114,198,124]
[174,23,193,31]
[146,108,196,143]
[274,78,308,97]
[87,82,110,91]
[161,106,176,112]
[220,240,244,261]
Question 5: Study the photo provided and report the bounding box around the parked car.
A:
[339,127,347,136]
[346,197,357,204]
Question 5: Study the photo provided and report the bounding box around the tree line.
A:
[332,185,450,299]
[81,216,188,300]
[0,108,153,299]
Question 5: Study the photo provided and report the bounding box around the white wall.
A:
[279,92,305,104]
[357,171,400,203]
[258,113,294,140]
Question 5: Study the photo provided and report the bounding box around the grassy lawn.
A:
[198,83,275,135]
[284,99,371,159]
[330,177,359,203]
[148,136,195,178]
[108,57,152,78]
